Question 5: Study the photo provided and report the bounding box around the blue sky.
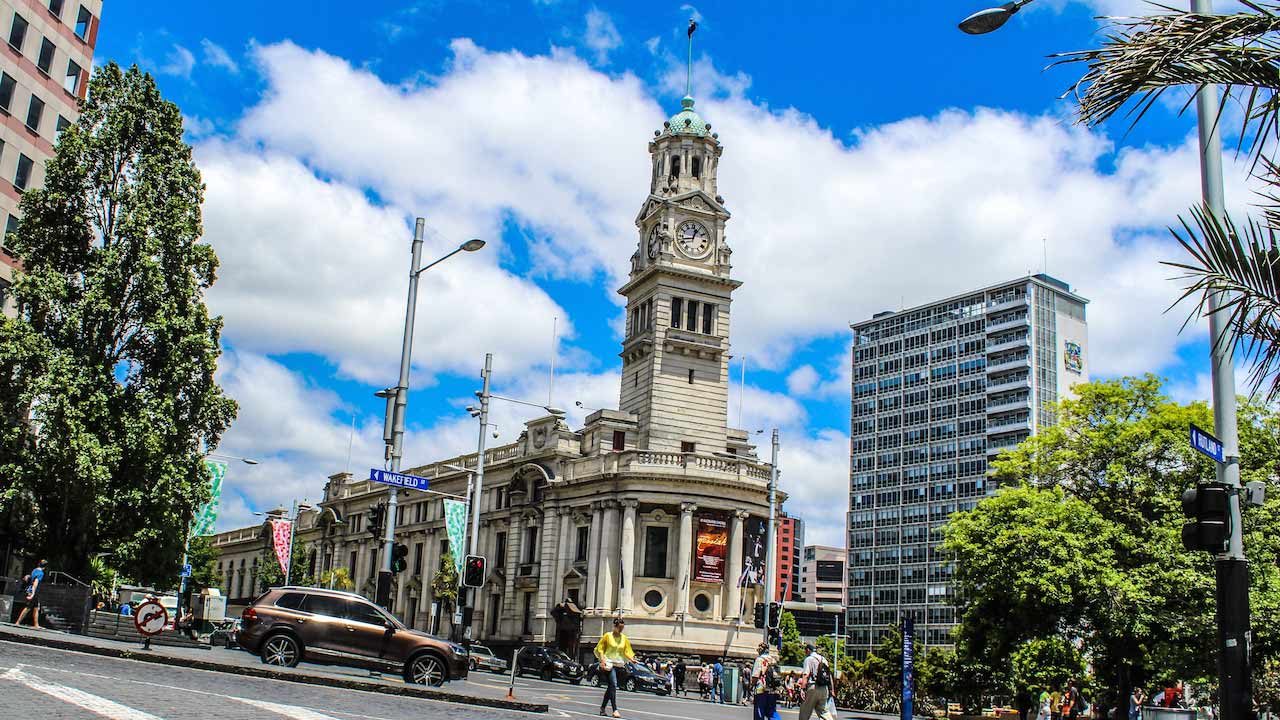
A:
[94,0,1242,545]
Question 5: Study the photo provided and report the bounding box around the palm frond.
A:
[1163,204,1280,400]
[1054,4,1280,161]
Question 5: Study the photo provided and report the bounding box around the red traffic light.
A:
[463,554,486,588]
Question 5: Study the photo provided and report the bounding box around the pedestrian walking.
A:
[593,618,636,718]
[711,658,724,703]
[674,659,687,696]
[799,643,834,720]
[14,559,47,629]
[1130,687,1145,720]
[1038,689,1053,720]
[1065,682,1083,720]
[1052,689,1064,720]
[752,642,782,720]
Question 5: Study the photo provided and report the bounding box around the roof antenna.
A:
[1042,237,1048,276]
[686,18,698,98]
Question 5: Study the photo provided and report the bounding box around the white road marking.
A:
[233,697,347,720]
[1,666,165,720]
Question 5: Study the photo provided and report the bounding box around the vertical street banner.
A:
[191,459,227,537]
[270,518,293,578]
[444,499,468,576]
[738,515,767,587]
[902,617,915,720]
[693,514,728,583]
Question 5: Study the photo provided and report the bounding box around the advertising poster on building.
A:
[694,514,728,583]
[738,516,767,587]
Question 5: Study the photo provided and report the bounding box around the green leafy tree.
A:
[950,376,1280,710]
[186,535,220,591]
[1010,638,1086,720]
[254,542,315,591]
[431,551,458,614]
[318,567,354,591]
[0,63,236,584]
[778,610,805,665]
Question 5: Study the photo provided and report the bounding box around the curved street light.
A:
[958,0,1033,34]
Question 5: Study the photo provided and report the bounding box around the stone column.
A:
[537,506,561,638]
[503,514,524,620]
[585,502,604,610]
[675,502,697,617]
[618,500,639,613]
[726,510,747,622]
[552,507,575,607]
[595,500,620,612]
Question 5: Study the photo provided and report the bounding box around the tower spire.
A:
[686,18,698,98]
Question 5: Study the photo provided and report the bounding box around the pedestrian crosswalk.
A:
[0,665,347,720]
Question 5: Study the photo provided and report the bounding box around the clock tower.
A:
[618,94,742,453]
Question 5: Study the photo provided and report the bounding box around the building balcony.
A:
[987,295,1030,313]
[986,435,1028,455]
[985,336,1029,355]
[985,355,1031,374]
[987,374,1031,393]
[985,415,1031,435]
[560,448,772,485]
[986,396,1031,413]
[985,313,1030,334]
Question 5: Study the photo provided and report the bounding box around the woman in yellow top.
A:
[594,618,636,718]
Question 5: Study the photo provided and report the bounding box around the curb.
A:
[0,629,547,714]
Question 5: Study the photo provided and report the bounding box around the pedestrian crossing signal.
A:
[390,543,409,574]
[463,555,486,588]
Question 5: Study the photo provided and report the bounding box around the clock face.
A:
[676,220,711,258]
[647,226,662,259]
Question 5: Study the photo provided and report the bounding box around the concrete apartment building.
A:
[775,512,803,602]
[0,0,100,317]
[212,91,784,661]
[798,545,845,605]
[846,273,1088,657]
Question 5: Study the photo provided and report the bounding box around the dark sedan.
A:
[514,646,585,684]
[587,662,672,695]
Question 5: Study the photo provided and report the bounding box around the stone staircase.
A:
[85,611,210,650]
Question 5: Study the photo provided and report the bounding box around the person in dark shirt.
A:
[14,559,48,629]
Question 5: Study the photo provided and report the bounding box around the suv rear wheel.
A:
[406,653,447,687]
[260,633,302,668]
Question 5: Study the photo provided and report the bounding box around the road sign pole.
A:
[460,352,492,640]
[763,429,779,643]
[1191,3,1252,715]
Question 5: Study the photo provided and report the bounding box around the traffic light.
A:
[1181,483,1230,553]
[767,627,781,647]
[753,602,765,629]
[368,502,386,539]
[390,543,409,574]
[463,555,486,588]
[768,602,782,629]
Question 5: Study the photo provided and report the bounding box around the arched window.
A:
[691,156,701,178]
[670,155,681,177]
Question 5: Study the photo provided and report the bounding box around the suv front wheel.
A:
[260,633,302,668]
[406,653,447,687]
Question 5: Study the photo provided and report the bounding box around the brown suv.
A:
[237,587,468,686]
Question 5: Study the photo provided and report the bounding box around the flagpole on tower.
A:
[686,18,697,97]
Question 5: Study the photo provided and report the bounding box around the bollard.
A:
[508,646,524,699]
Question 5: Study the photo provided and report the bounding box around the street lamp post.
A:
[958,2,1250,716]
[376,219,485,609]
[762,428,779,645]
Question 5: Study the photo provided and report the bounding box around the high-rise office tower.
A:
[0,0,102,317]
[846,274,1088,657]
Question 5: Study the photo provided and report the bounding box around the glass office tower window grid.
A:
[846,276,1087,659]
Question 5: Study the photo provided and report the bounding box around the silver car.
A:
[468,644,508,674]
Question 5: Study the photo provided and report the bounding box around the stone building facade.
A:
[211,92,781,660]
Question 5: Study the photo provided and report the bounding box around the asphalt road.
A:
[0,640,827,719]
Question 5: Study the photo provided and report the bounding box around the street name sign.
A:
[179,564,192,578]
[369,468,430,492]
[1190,424,1225,463]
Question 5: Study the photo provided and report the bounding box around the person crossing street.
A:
[594,618,636,718]
[799,643,834,720]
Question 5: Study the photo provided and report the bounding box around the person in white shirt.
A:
[799,643,834,720]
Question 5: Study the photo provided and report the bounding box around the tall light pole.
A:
[762,428,779,644]
[958,2,1251,716]
[376,219,485,608]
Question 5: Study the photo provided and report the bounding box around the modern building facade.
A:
[798,545,845,605]
[211,91,782,661]
[846,273,1088,657]
[775,512,803,602]
[0,0,101,317]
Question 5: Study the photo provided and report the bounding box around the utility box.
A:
[193,589,225,621]
[721,665,741,704]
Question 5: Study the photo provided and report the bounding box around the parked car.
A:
[514,646,585,684]
[468,644,508,674]
[587,662,672,695]
[209,618,241,649]
[236,586,468,687]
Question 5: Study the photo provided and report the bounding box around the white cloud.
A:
[159,43,196,78]
[182,114,214,139]
[198,142,571,385]
[583,8,622,65]
[777,428,849,548]
[200,38,239,73]
[786,365,819,397]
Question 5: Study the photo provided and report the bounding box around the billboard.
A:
[693,514,728,583]
[738,515,767,587]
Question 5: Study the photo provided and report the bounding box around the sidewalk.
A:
[0,622,546,714]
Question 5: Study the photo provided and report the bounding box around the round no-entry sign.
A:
[133,600,168,637]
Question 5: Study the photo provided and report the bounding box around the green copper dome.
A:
[664,96,712,138]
